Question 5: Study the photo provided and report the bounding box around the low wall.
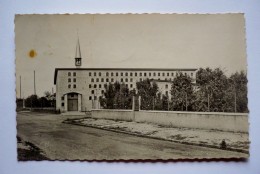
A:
[91,109,249,132]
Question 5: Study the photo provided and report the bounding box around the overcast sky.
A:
[15,14,247,98]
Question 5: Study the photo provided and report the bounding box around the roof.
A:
[54,68,198,84]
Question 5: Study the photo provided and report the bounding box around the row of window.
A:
[89,83,134,89]
[90,77,177,83]
[68,84,76,89]
[68,72,77,76]
[89,71,193,77]
[68,78,76,83]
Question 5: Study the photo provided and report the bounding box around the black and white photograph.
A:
[15,14,249,160]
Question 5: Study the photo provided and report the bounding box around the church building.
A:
[54,39,197,112]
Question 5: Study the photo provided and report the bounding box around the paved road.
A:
[17,112,247,160]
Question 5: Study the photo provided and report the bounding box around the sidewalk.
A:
[63,117,249,154]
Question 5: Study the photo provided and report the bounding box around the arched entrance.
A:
[67,93,78,111]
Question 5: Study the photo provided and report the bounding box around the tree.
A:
[136,79,158,110]
[171,72,194,111]
[25,95,39,108]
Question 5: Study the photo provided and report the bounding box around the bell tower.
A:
[75,37,82,68]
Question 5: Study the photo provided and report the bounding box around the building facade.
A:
[54,39,197,112]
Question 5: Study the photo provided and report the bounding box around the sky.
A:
[15,14,247,98]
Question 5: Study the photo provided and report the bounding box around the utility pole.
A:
[20,76,21,99]
[34,70,36,95]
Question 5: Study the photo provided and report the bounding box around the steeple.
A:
[75,34,82,68]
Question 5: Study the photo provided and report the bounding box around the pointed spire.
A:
[75,34,81,58]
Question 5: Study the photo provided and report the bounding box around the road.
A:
[17,112,248,160]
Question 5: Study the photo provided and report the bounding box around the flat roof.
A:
[54,68,198,84]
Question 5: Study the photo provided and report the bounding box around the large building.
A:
[54,40,197,112]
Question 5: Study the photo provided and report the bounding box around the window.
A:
[172,72,174,76]
[61,96,64,100]
[89,72,91,76]
[104,84,107,88]
[101,90,104,94]
[121,78,123,82]
[94,72,96,76]
[99,72,101,76]
[149,73,151,76]
[125,72,128,76]
[91,78,94,82]
[135,72,137,76]
[61,102,64,107]
[191,73,193,76]
[99,84,102,88]
[71,94,74,97]
[73,72,76,76]
[130,72,133,76]
[92,90,94,94]
[106,78,109,82]
[89,84,91,88]
[130,84,133,88]
[153,72,156,76]
[68,78,71,82]
[140,72,142,76]
[158,73,160,76]
[94,96,97,100]
[68,72,71,76]
[106,72,109,76]
[73,84,76,88]
[111,78,114,82]
[125,78,128,82]
[101,78,104,82]
[89,96,92,100]
[130,78,133,82]
[73,78,76,82]
[121,72,123,76]
[126,84,128,88]
[162,73,165,76]
[169,78,172,81]
[96,78,99,82]
[116,72,118,76]
[68,84,71,88]
[166,91,168,95]
[165,84,168,89]
[111,72,114,76]
[144,73,147,77]
[167,73,169,76]
[94,84,97,88]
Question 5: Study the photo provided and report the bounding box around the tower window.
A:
[73,72,76,76]
[68,84,71,88]
[73,84,76,88]
[94,72,96,76]
[89,72,92,76]
[94,84,97,88]
[99,84,102,88]
[99,72,101,76]
[89,84,91,88]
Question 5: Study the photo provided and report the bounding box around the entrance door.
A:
[67,93,78,111]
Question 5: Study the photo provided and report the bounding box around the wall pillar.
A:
[78,94,82,112]
[64,94,68,112]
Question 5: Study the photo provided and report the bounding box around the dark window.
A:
[94,72,96,76]
[101,90,104,94]
[101,78,104,82]
[61,96,64,100]
[140,72,142,76]
[116,72,118,76]
[92,90,94,94]
[111,72,114,76]
[61,102,64,106]
[158,73,160,76]
[191,73,193,76]
[73,84,76,88]
[130,72,133,76]
[121,72,123,76]
[166,91,168,95]
[135,72,137,76]
[167,73,169,76]
[68,78,71,82]
[71,94,74,97]
[94,84,97,88]
[68,72,71,76]
[73,72,76,76]
[185,73,187,76]
[104,84,107,88]
[89,84,91,88]
[125,78,128,82]
[126,84,128,88]
[96,78,99,82]
[130,78,133,82]
[111,78,114,82]
[106,78,109,82]
[68,84,71,88]
[99,84,102,88]
[130,84,133,88]
[149,73,151,76]
[89,72,91,76]
[162,73,165,76]
[94,96,97,100]
[99,72,101,76]
[153,72,156,76]
[165,84,168,89]
[73,78,76,82]
[106,72,109,76]
[89,96,92,100]
[144,73,146,76]
[91,78,94,82]
[172,72,174,76]
[121,78,123,82]
[125,72,128,76]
